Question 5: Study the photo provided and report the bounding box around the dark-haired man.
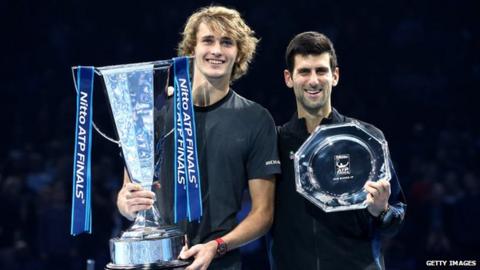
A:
[270,31,406,270]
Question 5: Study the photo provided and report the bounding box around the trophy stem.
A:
[121,204,164,239]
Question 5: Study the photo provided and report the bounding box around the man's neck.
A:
[298,105,332,134]
[192,75,230,107]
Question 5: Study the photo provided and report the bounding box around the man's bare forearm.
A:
[219,177,275,250]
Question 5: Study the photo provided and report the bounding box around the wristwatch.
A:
[214,238,228,257]
[377,205,391,221]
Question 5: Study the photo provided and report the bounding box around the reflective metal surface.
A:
[294,120,391,212]
[110,226,185,265]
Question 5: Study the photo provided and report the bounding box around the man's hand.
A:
[179,241,217,270]
[117,182,155,221]
[364,178,391,217]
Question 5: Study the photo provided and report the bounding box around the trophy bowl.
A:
[294,120,391,212]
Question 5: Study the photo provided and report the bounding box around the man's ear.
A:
[332,67,340,87]
[284,69,293,88]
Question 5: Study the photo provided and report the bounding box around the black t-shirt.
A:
[155,90,280,268]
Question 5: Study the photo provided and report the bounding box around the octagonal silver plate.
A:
[293,120,391,212]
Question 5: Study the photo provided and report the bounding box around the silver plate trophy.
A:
[293,120,391,212]
[76,60,190,269]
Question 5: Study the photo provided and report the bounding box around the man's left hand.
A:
[179,241,217,270]
[364,178,391,217]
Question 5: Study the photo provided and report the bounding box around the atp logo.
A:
[335,154,351,176]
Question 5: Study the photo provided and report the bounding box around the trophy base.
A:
[110,226,186,266]
[105,260,190,270]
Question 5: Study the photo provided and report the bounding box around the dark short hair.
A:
[285,31,338,72]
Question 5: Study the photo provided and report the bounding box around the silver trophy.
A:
[81,61,189,269]
[293,120,391,212]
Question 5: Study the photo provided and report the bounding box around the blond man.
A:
[117,6,280,270]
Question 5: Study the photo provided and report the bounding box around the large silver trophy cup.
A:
[93,61,189,269]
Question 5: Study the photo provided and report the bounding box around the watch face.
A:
[294,120,391,212]
[217,242,227,256]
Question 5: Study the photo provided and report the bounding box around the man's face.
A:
[284,53,339,115]
[193,22,238,83]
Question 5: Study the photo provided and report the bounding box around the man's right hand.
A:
[117,182,156,221]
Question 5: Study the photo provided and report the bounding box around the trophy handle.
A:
[71,66,121,146]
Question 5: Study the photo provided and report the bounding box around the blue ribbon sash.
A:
[173,57,203,222]
[71,66,94,235]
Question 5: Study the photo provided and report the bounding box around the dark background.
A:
[1,0,479,269]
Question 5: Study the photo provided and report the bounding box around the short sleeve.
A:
[246,107,281,180]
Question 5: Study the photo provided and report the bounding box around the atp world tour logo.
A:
[333,154,353,181]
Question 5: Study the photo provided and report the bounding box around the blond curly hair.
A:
[178,6,259,82]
